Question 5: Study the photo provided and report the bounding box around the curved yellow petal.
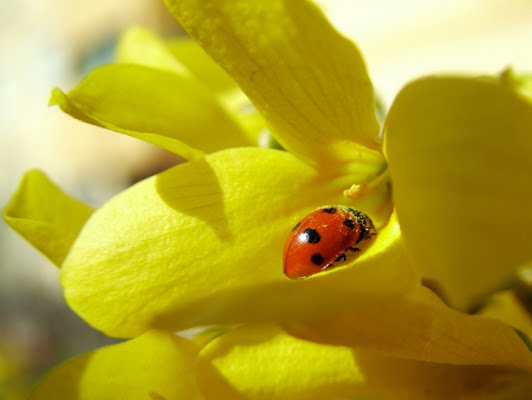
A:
[61,148,415,338]
[28,330,202,400]
[116,27,265,147]
[197,323,532,400]
[115,26,189,74]
[384,76,532,310]
[285,284,532,373]
[165,0,380,165]
[3,170,93,267]
[50,64,254,160]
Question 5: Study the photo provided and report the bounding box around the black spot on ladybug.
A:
[301,227,320,244]
[311,253,324,266]
[291,221,301,232]
[322,207,337,214]
[334,253,347,262]
[343,219,356,229]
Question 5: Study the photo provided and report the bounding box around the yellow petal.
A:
[114,26,190,74]
[198,323,532,400]
[384,76,532,310]
[479,290,532,342]
[116,27,265,148]
[167,37,267,144]
[285,284,532,372]
[3,170,93,267]
[50,64,254,160]
[165,0,381,165]
[28,330,202,400]
[61,148,416,338]
[167,37,237,94]
[499,68,532,104]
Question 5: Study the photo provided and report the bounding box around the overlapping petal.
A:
[50,64,254,160]
[165,0,381,165]
[115,26,190,74]
[197,323,532,400]
[115,27,265,148]
[167,37,238,95]
[167,37,268,142]
[384,76,532,310]
[61,148,413,338]
[285,284,532,372]
[3,170,93,267]
[28,330,202,400]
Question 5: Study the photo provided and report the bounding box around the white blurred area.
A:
[0,1,179,396]
[1,0,179,206]
[0,0,531,396]
[321,0,532,106]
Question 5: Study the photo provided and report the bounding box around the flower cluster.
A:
[4,0,532,398]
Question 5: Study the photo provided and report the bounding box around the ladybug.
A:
[283,206,376,279]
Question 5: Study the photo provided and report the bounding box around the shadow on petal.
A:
[156,157,232,242]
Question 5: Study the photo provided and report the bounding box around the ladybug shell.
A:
[283,206,372,279]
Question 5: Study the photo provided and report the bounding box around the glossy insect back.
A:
[283,206,376,279]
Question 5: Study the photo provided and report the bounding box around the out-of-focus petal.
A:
[61,148,415,338]
[285,285,532,372]
[479,290,532,341]
[167,37,267,143]
[384,76,532,310]
[165,0,381,165]
[50,64,254,160]
[500,68,532,104]
[115,27,265,147]
[28,330,202,400]
[197,323,532,400]
[167,37,237,94]
[114,26,189,74]
[3,170,93,267]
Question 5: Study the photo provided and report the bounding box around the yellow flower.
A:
[4,0,532,398]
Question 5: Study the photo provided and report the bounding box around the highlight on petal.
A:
[28,330,202,400]
[114,26,190,74]
[3,170,93,267]
[165,0,381,165]
[384,76,532,310]
[285,284,532,373]
[61,148,416,338]
[50,64,254,161]
[197,323,532,400]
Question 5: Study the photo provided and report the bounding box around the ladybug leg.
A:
[334,253,347,263]
[348,247,360,253]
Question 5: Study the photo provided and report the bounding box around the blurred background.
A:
[1,0,531,398]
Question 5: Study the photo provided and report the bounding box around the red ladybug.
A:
[283,206,376,279]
